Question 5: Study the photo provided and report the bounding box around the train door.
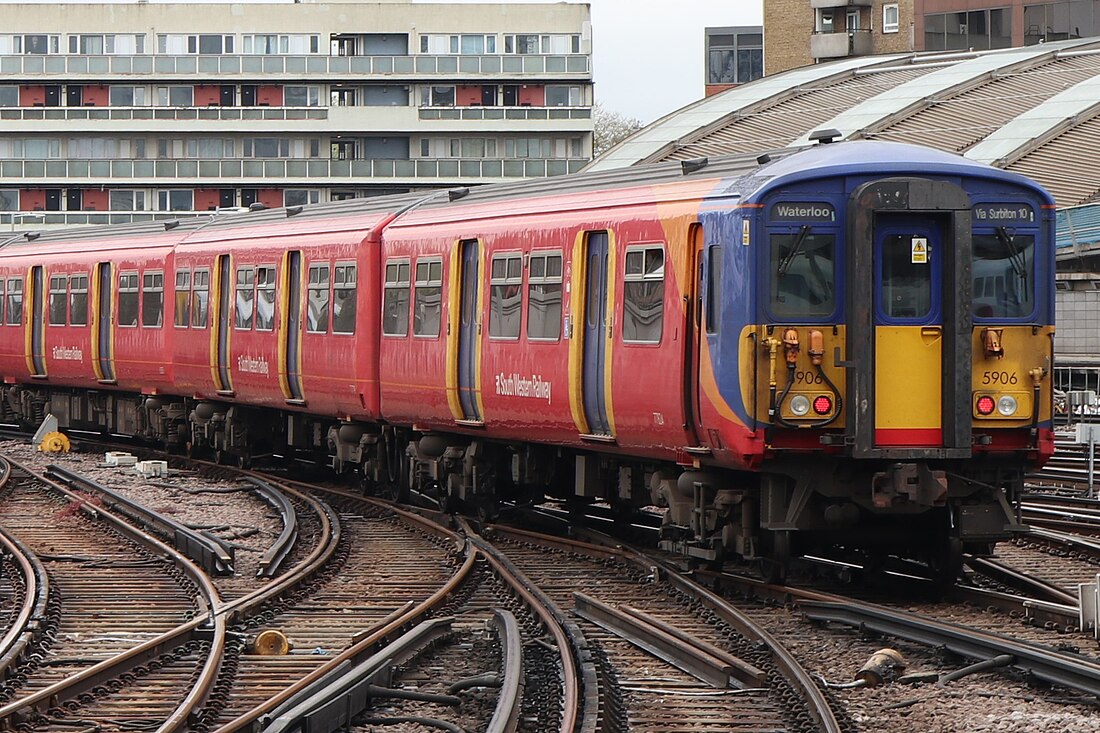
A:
[457,240,481,422]
[28,266,46,377]
[282,250,304,402]
[847,177,971,458]
[684,224,706,446]
[873,217,944,447]
[93,262,115,382]
[582,231,611,435]
[213,255,233,394]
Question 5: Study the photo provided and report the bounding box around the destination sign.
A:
[770,202,836,222]
[973,204,1035,224]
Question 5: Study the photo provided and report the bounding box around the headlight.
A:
[790,395,811,416]
[997,395,1018,416]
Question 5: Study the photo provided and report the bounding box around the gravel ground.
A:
[741,603,1100,732]
[0,439,283,580]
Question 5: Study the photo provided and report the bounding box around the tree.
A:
[592,103,642,158]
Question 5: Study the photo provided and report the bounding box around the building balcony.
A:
[810,0,872,7]
[0,156,589,184]
[810,30,873,60]
[0,106,329,122]
[419,106,592,122]
[0,53,592,80]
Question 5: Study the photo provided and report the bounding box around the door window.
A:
[881,233,931,319]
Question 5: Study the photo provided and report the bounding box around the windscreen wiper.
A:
[995,226,1027,278]
[777,225,811,276]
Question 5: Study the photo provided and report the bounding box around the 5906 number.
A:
[981,371,1018,385]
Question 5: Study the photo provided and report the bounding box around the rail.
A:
[46,463,234,574]
[246,476,298,578]
[0,460,50,680]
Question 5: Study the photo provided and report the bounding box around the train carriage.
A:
[0,136,1056,578]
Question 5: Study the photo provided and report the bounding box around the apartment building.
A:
[704,26,764,96]
[765,1,1099,75]
[0,0,593,227]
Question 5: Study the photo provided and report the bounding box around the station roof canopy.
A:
[590,38,1100,213]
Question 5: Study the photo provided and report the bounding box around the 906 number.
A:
[982,370,1018,385]
[794,370,824,385]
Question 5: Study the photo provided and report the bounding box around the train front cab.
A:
[749,169,1053,574]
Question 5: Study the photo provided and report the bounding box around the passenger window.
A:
[881,234,930,319]
[382,260,410,336]
[69,274,88,326]
[489,253,522,340]
[705,245,721,335]
[191,269,209,328]
[623,245,665,343]
[235,266,254,330]
[255,265,276,331]
[332,263,356,334]
[307,264,331,333]
[770,229,835,317]
[973,232,1034,319]
[174,270,191,328]
[6,278,23,326]
[527,251,562,340]
[118,272,139,327]
[142,271,164,327]
[48,275,67,326]
[413,258,443,337]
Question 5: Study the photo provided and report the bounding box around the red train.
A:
[0,138,1055,579]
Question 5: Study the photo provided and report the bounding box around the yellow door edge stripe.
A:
[445,242,464,421]
[568,231,590,435]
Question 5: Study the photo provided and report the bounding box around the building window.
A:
[69,274,88,326]
[419,34,497,54]
[158,34,233,55]
[332,263,356,334]
[527,251,562,341]
[243,34,319,55]
[118,272,139,327]
[0,87,18,107]
[0,189,17,211]
[174,270,191,328]
[285,85,322,107]
[413,258,443,337]
[12,35,61,54]
[925,8,1011,51]
[421,86,456,107]
[5,278,22,325]
[158,189,193,212]
[545,85,583,107]
[110,190,146,212]
[489,253,523,340]
[157,86,194,107]
[142,271,163,327]
[109,86,147,106]
[48,275,67,326]
[284,189,320,207]
[307,264,331,333]
[1024,2,1098,45]
[244,138,290,158]
[504,34,579,54]
[622,246,665,344]
[235,266,255,330]
[707,30,763,85]
[191,269,210,328]
[883,4,900,34]
[69,34,145,55]
[382,260,410,337]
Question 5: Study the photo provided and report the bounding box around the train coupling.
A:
[871,463,947,509]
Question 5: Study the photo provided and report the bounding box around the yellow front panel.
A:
[971,325,1053,426]
[875,325,941,441]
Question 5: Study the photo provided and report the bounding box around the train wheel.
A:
[929,537,964,588]
[758,530,791,585]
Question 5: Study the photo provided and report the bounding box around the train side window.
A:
[527,251,562,341]
[255,265,276,331]
[191,269,209,328]
[489,253,522,340]
[973,232,1034,318]
[770,229,835,317]
[6,278,23,326]
[382,260,410,336]
[118,272,139,327]
[623,245,665,343]
[413,258,443,337]
[69,274,88,327]
[307,264,331,333]
[332,263,356,334]
[0,279,5,325]
[142,271,164,327]
[235,266,254,330]
[174,270,190,328]
[705,246,720,334]
[48,275,67,326]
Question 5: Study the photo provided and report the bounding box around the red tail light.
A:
[976,395,996,415]
[813,395,833,415]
